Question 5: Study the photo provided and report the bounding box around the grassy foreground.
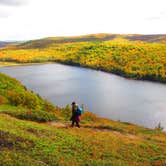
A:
[0,112,166,166]
[0,34,166,83]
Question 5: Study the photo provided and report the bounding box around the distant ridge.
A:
[16,33,166,49]
[124,34,166,43]
[0,41,13,48]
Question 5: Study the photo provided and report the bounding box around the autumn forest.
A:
[0,34,166,83]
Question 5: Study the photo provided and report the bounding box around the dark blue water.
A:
[1,63,166,130]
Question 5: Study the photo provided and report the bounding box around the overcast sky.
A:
[0,0,166,40]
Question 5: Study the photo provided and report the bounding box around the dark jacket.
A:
[71,106,78,121]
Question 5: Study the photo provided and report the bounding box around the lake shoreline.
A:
[0,60,166,84]
[1,63,166,130]
[0,61,55,67]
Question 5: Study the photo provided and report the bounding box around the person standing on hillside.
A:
[70,102,82,128]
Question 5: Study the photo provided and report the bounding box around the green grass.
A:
[0,114,166,166]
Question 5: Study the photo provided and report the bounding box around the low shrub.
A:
[6,90,42,110]
[43,100,56,112]
[0,95,8,105]
[1,107,59,122]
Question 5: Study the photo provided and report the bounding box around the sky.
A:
[0,0,166,40]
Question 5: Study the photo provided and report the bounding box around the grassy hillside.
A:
[0,72,61,121]
[0,114,166,166]
[0,71,166,165]
[0,35,166,82]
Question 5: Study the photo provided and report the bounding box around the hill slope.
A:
[0,73,166,165]
[0,112,166,166]
[0,42,13,48]
[0,72,61,121]
[16,34,166,49]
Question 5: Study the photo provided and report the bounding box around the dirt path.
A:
[46,121,142,141]
[47,121,67,128]
[46,121,166,146]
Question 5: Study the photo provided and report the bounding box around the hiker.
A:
[70,102,82,128]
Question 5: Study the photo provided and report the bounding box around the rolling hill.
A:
[0,42,11,48]
[0,41,17,48]
[16,34,166,49]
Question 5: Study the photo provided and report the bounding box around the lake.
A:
[1,63,166,130]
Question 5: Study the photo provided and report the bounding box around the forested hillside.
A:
[0,34,166,82]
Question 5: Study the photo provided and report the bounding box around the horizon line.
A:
[1,32,166,42]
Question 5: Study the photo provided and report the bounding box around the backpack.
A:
[77,105,83,115]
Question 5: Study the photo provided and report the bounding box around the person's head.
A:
[71,101,76,106]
